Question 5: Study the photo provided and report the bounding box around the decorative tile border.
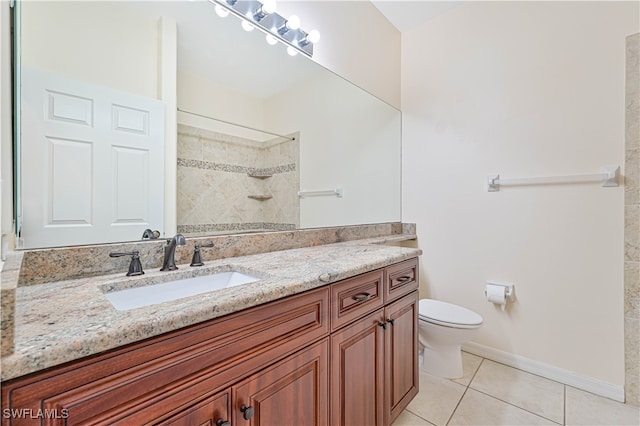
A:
[177,158,296,175]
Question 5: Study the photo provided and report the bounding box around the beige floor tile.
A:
[406,371,466,426]
[391,410,436,426]
[451,351,483,386]
[449,389,558,425]
[469,360,564,423]
[565,386,640,425]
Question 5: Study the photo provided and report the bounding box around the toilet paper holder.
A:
[484,282,514,301]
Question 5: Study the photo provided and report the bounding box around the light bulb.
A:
[214,4,229,17]
[287,46,298,56]
[307,30,320,44]
[286,15,300,30]
[241,20,255,32]
[254,0,276,21]
[261,0,277,15]
[265,34,278,45]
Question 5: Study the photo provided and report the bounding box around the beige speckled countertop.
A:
[1,235,421,381]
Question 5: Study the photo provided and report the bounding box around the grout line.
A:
[469,387,563,425]
[405,407,437,426]
[444,357,482,426]
[563,385,567,426]
[445,386,468,426]
[467,356,484,386]
[464,355,563,425]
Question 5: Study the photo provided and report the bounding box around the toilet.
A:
[418,299,483,379]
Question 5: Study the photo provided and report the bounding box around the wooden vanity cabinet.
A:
[1,288,329,426]
[1,257,419,426]
[330,258,419,426]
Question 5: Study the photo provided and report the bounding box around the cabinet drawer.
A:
[385,258,419,303]
[331,270,385,331]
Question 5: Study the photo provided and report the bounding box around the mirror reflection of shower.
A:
[176,112,300,236]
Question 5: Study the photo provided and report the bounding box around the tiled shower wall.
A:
[625,32,639,407]
[176,124,300,235]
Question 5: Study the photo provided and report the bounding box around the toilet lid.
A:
[419,299,483,328]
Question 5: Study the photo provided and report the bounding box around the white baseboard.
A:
[462,342,625,402]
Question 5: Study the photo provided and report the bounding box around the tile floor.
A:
[392,352,640,426]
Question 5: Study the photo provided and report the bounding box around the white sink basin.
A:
[104,271,260,311]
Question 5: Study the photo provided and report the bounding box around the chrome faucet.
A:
[161,234,186,271]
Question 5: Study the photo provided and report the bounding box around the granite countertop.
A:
[1,235,421,381]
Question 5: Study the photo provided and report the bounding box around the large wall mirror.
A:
[15,0,401,249]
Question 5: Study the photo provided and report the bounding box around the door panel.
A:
[331,310,385,426]
[20,68,164,248]
[233,340,329,426]
[385,292,419,424]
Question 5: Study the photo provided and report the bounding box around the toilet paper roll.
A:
[485,284,507,311]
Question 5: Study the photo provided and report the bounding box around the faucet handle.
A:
[109,250,144,276]
[190,242,214,267]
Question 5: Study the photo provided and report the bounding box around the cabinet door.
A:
[331,310,385,426]
[233,340,329,426]
[153,391,231,426]
[384,291,419,424]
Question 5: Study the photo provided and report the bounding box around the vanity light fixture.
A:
[210,0,319,57]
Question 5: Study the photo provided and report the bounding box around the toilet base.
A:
[419,345,464,379]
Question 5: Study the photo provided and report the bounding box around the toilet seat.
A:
[419,299,483,329]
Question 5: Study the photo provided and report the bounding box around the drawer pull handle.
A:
[387,318,395,326]
[378,321,387,330]
[353,292,371,302]
[217,420,231,426]
[396,275,412,283]
[241,405,255,420]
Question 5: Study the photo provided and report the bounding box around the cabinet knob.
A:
[217,420,231,426]
[378,321,387,330]
[387,318,395,326]
[241,404,255,420]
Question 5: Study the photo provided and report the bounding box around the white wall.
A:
[177,70,267,140]
[402,1,638,388]
[266,71,401,228]
[21,1,159,99]
[278,0,401,109]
